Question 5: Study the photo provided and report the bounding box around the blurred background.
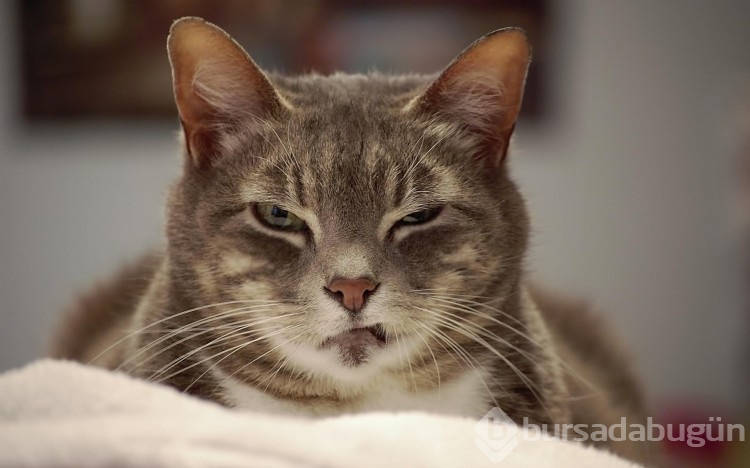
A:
[1,1,748,465]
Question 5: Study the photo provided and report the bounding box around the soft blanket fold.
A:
[0,360,639,467]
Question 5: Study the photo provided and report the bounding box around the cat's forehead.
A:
[274,73,433,153]
[230,117,450,226]
[274,115,449,217]
[261,75,449,194]
[271,72,434,106]
[223,73,478,220]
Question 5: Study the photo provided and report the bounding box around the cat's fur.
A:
[51,18,657,464]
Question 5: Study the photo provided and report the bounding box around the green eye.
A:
[254,203,307,231]
[399,207,442,226]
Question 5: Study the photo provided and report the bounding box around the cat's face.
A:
[163,18,530,388]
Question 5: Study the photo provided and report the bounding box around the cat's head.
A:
[163,17,531,388]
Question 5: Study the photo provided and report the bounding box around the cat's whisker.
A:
[231,328,299,395]
[420,325,501,409]
[145,322,291,381]
[395,131,427,188]
[404,336,419,394]
[155,324,302,385]
[120,306,284,369]
[89,299,282,365]
[422,296,597,391]
[413,290,526,328]
[282,119,303,174]
[259,329,316,397]
[149,323,281,384]
[417,292,556,357]
[412,327,440,396]
[434,308,555,384]
[234,108,301,184]
[261,353,293,393]
[455,315,595,392]
[400,135,451,204]
[219,327,308,393]
[417,306,543,405]
[425,310,542,393]
[183,321,298,393]
[425,296,529,334]
[117,304,290,372]
[393,333,409,389]
[422,299,537,352]
[419,308,554,421]
[146,314,302,383]
[407,132,448,183]
[138,327,272,380]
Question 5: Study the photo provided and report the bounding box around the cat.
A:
[51,17,658,465]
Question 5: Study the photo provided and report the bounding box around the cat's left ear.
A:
[408,28,531,166]
[167,17,288,168]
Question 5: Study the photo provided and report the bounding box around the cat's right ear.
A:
[167,17,287,168]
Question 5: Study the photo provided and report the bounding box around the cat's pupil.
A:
[401,208,440,225]
[255,203,306,231]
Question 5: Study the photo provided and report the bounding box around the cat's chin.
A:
[319,326,388,367]
[270,330,421,384]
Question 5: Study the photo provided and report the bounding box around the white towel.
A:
[0,360,640,467]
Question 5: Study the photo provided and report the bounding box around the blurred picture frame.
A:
[21,0,549,122]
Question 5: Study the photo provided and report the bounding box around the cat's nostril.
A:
[325,277,379,314]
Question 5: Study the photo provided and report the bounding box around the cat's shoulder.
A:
[49,251,163,366]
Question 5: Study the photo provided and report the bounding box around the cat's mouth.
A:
[320,325,388,366]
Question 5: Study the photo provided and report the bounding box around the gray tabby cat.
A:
[52,17,657,464]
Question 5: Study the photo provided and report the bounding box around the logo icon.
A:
[475,407,519,463]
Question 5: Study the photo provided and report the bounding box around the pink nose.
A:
[325,278,379,313]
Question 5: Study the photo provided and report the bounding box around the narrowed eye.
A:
[254,203,307,231]
[398,207,442,226]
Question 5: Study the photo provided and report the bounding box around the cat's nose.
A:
[325,277,379,314]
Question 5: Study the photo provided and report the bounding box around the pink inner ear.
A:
[417,71,515,166]
[174,78,226,168]
[441,72,508,129]
[189,59,272,121]
[167,18,285,168]
[183,122,219,169]
[412,29,530,166]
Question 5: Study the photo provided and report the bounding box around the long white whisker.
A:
[413,328,440,396]
[117,304,287,372]
[216,328,307,393]
[425,296,596,392]
[405,336,418,394]
[184,322,297,394]
[421,325,501,408]
[148,314,301,382]
[394,333,409,388]
[420,308,553,420]
[89,300,281,365]
[155,325,301,384]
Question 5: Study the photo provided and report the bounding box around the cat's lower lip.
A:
[320,325,387,366]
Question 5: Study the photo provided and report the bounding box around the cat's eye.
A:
[254,203,307,231]
[398,207,442,226]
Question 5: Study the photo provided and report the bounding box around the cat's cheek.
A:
[392,226,468,281]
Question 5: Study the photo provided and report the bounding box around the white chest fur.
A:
[214,367,491,418]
